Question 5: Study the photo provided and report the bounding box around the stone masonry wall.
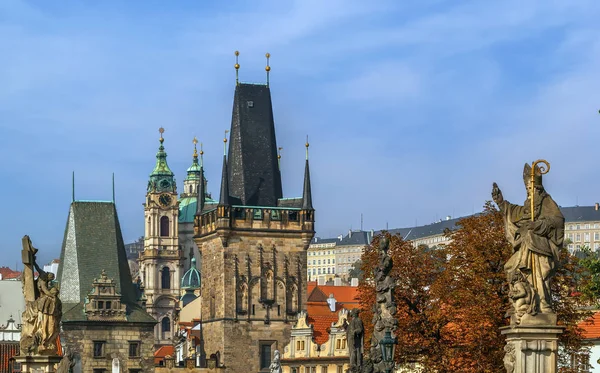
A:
[198,229,309,373]
[61,323,155,372]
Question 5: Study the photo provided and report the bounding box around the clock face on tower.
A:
[159,194,172,207]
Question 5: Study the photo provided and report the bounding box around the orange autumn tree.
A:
[358,230,446,368]
[358,202,591,373]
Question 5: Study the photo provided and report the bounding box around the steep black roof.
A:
[227,83,283,207]
[57,201,154,323]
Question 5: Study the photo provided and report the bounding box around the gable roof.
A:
[579,311,600,339]
[307,286,329,303]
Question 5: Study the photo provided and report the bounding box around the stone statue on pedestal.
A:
[369,236,397,373]
[494,161,565,373]
[269,350,282,373]
[20,235,62,356]
[346,308,364,372]
[492,162,564,323]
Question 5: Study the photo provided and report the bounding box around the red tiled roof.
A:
[307,284,359,304]
[0,267,21,280]
[307,286,329,303]
[154,345,175,365]
[0,342,19,372]
[307,314,339,345]
[579,311,600,339]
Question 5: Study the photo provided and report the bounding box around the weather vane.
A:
[266,52,271,87]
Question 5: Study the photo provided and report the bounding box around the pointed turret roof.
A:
[227,83,282,207]
[196,166,205,215]
[219,154,230,206]
[302,141,313,210]
[185,138,202,182]
[148,129,176,194]
[150,131,174,178]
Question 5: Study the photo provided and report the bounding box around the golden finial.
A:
[200,142,204,167]
[277,146,283,168]
[234,51,240,85]
[159,127,165,143]
[265,52,271,87]
[305,135,309,160]
[193,137,198,157]
[224,130,229,155]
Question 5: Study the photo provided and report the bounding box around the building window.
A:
[585,224,590,229]
[296,340,305,351]
[327,259,330,264]
[292,368,298,373]
[337,366,344,373]
[318,260,321,265]
[318,268,321,275]
[129,341,141,358]
[162,317,171,332]
[332,268,335,274]
[321,366,327,373]
[577,224,580,230]
[160,216,170,237]
[259,341,274,370]
[327,268,330,274]
[576,234,581,242]
[585,233,590,242]
[106,301,112,309]
[332,259,335,263]
[93,341,105,358]
[595,232,600,241]
[161,267,171,289]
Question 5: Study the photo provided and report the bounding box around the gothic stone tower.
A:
[139,129,184,346]
[194,82,315,373]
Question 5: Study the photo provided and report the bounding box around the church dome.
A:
[181,257,201,290]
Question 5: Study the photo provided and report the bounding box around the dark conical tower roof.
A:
[227,83,282,207]
[302,158,313,210]
[219,155,230,206]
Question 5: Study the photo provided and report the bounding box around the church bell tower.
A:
[139,128,184,347]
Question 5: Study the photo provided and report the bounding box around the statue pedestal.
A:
[13,355,63,373]
[500,323,564,373]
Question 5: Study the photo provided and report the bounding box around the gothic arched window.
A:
[161,267,171,289]
[160,216,169,237]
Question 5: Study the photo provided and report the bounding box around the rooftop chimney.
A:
[595,203,599,211]
[317,278,325,286]
[350,278,358,287]
[334,278,342,286]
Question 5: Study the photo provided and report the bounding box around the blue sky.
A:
[1,0,600,267]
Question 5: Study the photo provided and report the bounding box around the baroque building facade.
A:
[139,132,185,347]
[193,81,315,373]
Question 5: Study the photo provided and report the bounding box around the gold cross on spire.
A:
[159,127,165,143]
[193,137,198,157]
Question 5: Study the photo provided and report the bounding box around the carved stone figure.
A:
[347,308,364,372]
[503,343,515,373]
[56,349,76,373]
[492,163,564,319]
[19,235,62,356]
[269,349,282,373]
[508,271,535,324]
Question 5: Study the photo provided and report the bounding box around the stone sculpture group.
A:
[20,235,62,356]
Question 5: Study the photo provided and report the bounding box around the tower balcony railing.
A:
[195,205,313,236]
